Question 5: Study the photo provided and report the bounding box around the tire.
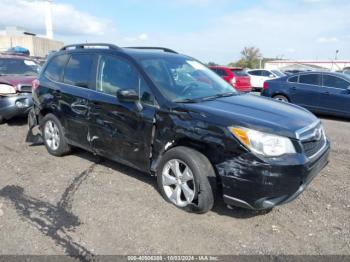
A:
[157,146,216,214]
[41,113,71,156]
[273,94,289,102]
[0,115,4,124]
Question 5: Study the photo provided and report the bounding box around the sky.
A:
[0,0,349,64]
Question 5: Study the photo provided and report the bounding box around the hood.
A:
[182,94,318,139]
[0,75,36,88]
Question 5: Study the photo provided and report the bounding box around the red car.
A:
[210,66,252,92]
[0,54,39,123]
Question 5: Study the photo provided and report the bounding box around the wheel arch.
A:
[272,92,291,102]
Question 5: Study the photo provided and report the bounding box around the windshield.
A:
[140,57,237,102]
[271,70,285,77]
[0,58,39,76]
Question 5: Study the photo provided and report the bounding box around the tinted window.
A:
[96,55,155,105]
[0,58,39,76]
[323,75,350,89]
[249,70,261,76]
[44,55,68,82]
[262,70,272,77]
[63,54,94,88]
[271,70,285,77]
[214,69,227,77]
[231,69,248,76]
[299,74,320,85]
[288,76,298,83]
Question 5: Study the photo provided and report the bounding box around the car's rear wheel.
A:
[41,113,71,156]
[0,115,3,124]
[273,94,289,102]
[157,146,215,214]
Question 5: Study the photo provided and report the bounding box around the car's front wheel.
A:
[41,113,71,156]
[157,146,215,214]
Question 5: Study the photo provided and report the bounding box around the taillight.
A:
[230,77,236,86]
[32,79,40,92]
[263,81,269,90]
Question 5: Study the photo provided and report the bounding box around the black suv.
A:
[28,43,330,213]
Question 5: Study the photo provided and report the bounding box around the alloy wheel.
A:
[44,120,60,151]
[162,159,196,207]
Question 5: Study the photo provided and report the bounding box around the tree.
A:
[228,46,262,69]
[207,61,219,66]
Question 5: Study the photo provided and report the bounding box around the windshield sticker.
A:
[187,60,207,71]
[24,60,36,66]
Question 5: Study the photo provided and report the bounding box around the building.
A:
[265,60,350,72]
[0,26,63,57]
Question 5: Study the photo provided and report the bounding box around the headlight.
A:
[229,127,296,157]
[0,84,16,94]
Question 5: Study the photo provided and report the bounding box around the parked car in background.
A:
[247,69,285,91]
[0,54,39,123]
[341,69,350,76]
[28,43,330,214]
[283,69,307,75]
[261,71,350,118]
[210,66,252,92]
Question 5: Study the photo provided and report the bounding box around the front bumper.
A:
[0,94,33,120]
[217,141,330,210]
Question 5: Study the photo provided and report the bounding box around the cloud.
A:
[0,0,114,37]
[122,33,149,43]
[139,0,350,63]
[316,37,339,43]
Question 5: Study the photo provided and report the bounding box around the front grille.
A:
[297,122,327,159]
[18,85,32,93]
[302,137,326,158]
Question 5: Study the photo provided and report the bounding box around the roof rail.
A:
[125,47,178,54]
[60,43,120,51]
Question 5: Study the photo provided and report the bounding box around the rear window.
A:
[231,69,248,76]
[63,54,94,88]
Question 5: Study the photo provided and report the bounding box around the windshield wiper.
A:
[199,92,237,101]
[174,98,200,103]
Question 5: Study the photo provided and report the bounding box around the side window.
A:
[299,74,320,86]
[44,54,69,82]
[323,75,349,89]
[288,75,298,83]
[262,70,272,77]
[219,69,228,76]
[96,55,155,105]
[63,54,94,88]
[249,70,261,76]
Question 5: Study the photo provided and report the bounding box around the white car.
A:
[247,69,285,91]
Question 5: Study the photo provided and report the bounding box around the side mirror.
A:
[117,89,139,102]
[269,74,275,78]
[117,89,143,111]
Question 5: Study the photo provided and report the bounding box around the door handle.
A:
[291,86,297,90]
[323,91,330,95]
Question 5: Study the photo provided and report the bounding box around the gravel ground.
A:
[0,115,349,257]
